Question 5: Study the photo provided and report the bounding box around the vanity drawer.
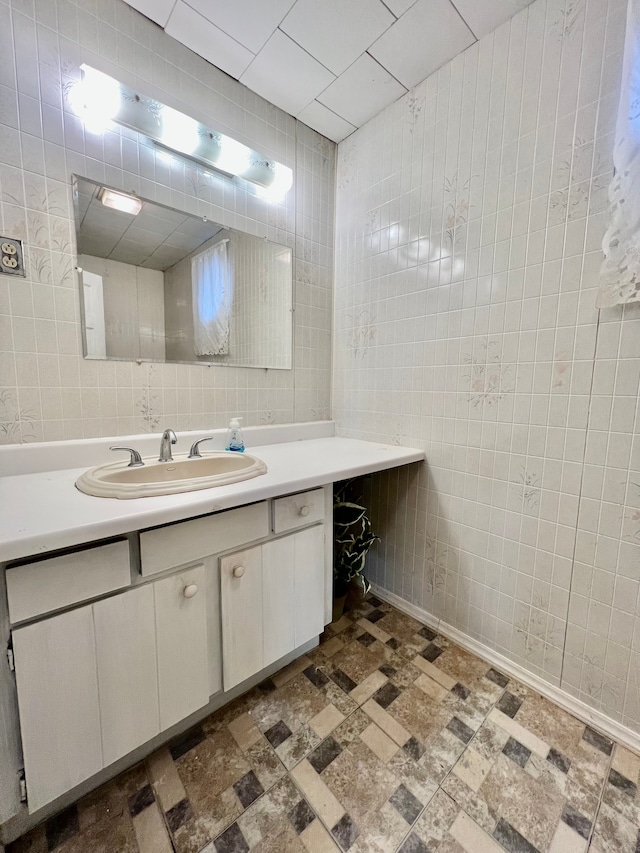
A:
[272,488,325,534]
[6,540,131,624]
[140,501,269,576]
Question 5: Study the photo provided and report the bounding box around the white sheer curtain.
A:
[191,238,232,356]
[598,0,640,308]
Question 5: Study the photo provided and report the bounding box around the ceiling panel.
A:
[297,100,357,143]
[123,0,175,27]
[133,214,176,237]
[383,0,419,14]
[80,237,119,257]
[370,0,476,89]
[318,53,407,129]
[451,0,535,38]
[165,2,255,81]
[453,0,533,38]
[240,30,335,118]
[123,227,170,248]
[183,0,297,54]
[123,0,535,143]
[280,0,394,76]
[111,242,152,265]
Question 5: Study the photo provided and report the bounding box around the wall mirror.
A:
[73,176,293,370]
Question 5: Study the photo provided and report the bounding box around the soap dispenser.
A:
[226,417,245,452]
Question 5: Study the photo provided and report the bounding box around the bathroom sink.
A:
[76,452,268,499]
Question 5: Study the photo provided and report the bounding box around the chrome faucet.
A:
[110,446,144,467]
[159,428,177,462]
[188,436,214,458]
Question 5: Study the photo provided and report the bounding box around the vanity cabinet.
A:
[5,487,330,817]
[11,564,209,812]
[221,525,325,689]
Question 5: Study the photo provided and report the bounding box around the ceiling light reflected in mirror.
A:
[99,188,143,216]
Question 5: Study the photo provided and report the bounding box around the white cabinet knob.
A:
[299,505,310,517]
[183,584,198,598]
[233,565,245,578]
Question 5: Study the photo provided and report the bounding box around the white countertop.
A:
[0,437,424,563]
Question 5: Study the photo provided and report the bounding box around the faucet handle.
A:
[188,436,214,458]
[110,446,144,467]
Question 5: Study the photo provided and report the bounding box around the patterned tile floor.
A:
[9,597,640,853]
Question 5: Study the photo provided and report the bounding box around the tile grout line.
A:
[144,763,181,853]
[557,308,602,695]
[585,743,615,852]
[157,794,179,853]
[425,662,515,853]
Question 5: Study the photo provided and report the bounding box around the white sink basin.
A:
[76,452,268,499]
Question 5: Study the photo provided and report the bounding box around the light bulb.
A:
[216,137,251,175]
[255,163,294,202]
[160,108,200,155]
[70,66,121,134]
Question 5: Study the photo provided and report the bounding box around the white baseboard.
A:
[372,584,640,757]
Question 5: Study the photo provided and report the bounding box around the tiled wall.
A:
[164,230,292,369]
[228,231,293,369]
[80,255,165,360]
[0,0,334,444]
[333,0,640,734]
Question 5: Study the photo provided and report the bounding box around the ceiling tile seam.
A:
[181,0,292,57]
[123,1,177,34]
[271,25,339,86]
[152,0,178,29]
[368,28,480,93]
[171,1,258,68]
[363,49,408,93]
[279,0,400,74]
[301,100,357,133]
[447,0,479,40]
[166,0,179,29]
[378,0,399,19]
[300,49,409,124]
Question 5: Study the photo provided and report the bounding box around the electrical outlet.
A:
[0,237,25,277]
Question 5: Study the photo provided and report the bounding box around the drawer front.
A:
[140,501,269,576]
[6,540,131,624]
[272,488,325,534]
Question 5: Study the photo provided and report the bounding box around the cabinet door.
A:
[154,564,209,731]
[262,536,296,667]
[294,526,326,647]
[220,546,263,690]
[12,606,102,812]
[93,585,160,766]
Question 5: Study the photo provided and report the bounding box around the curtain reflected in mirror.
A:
[73,176,293,370]
[192,239,232,357]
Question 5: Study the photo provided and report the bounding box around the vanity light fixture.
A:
[70,65,294,201]
[98,187,143,215]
